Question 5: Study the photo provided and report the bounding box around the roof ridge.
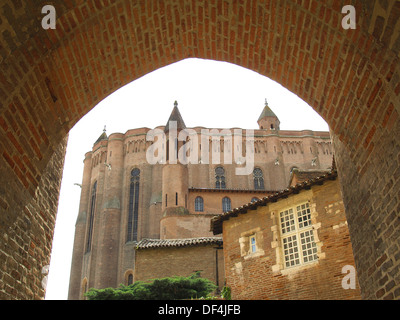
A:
[211,169,338,234]
[136,237,223,249]
[258,100,278,121]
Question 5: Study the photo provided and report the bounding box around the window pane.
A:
[195,197,204,212]
[215,167,226,189]
[297,202,312,229]
[280,209,296,234]
[282,235,300,267]
[127,169,140,242]
[222,197,231,212]
[250,236,256,253]
[253,168,264,190]
[215,167,225,175]
[85,181,97,253]
[300,230,318,263]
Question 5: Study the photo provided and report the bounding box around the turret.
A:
[95,131,124,289]
[257,99,280,130]
[68,151,93,300]
[161,102,189,238]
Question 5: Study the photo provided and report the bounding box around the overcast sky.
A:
[44,58,329,300]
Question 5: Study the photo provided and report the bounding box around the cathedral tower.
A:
[160,102,190,238]
[257,99,280,130]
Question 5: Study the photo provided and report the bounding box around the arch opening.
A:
[0,1,399,300]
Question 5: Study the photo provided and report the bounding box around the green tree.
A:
[85,272,217,300]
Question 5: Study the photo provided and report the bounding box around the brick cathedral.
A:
[68,101,340,300]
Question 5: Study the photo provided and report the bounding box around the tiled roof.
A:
[188,187,278,194]
[289,169,331,186]
[94,131,108,145]
[211,169,338,235]
[135,237,223,250]
[258,101,278,121]
[164,102,186,133]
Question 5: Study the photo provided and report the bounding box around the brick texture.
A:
[0,0,399,299]
[222,179,361,300]
[134,244,225,291]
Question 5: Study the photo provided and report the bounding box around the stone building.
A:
[68,101,334,299]
[211,167,361,299]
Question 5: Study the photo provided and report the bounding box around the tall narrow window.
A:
[280,202,318,268]
[222,197,231,212]
[195,196,204,212]
[175,192,178,206]
[127,274,133,286]
[215,166,226,189]
[253,168,264,190]
[85,181,97,253]
[166,140,169,161]
[250,235,257,253]
[127,169,140,242]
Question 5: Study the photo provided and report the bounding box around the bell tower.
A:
[257,99,280,130]
[161,101,189,215]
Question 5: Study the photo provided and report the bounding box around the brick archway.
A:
[0,1,399,300]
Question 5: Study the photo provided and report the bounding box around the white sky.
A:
[44,58,329,300]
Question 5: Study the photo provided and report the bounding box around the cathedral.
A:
[68,101,334,299]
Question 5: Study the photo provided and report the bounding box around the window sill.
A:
[273,260,320,275]
[243,250,265,260]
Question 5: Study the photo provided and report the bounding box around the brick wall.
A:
[160,214,217,239]
[0,137,67,299]
[134,244,225,291]
[222,179,361,300]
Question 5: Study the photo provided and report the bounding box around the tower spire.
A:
[94,125,108,145]
[165,100,186,133]
[257,99,280,130]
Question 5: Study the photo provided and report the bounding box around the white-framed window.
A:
[239,229,265,259]
[250,235,257,253]
[279,202,318,268]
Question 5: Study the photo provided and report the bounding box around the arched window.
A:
[127,274,133,286]
[195,196,204,212]
[253,168,264,190]
[127,169,140,242]
[215,166,226,189]
[222,197,231,212]
[85,181,97,253]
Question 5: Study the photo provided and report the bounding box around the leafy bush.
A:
[85,272,217,300]
[221,286,231,300]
